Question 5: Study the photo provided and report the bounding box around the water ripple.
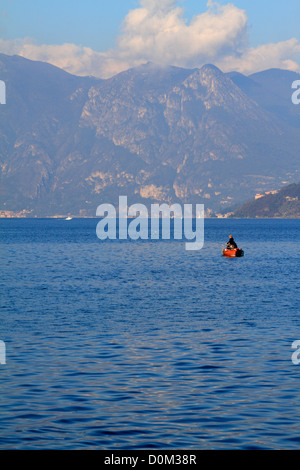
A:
[0,218,300,449]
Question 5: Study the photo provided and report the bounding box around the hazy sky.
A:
[1,0,300,77]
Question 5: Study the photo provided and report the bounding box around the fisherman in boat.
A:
[226,234,237,249]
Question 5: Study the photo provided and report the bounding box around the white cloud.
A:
[0,1,299,77]
[116,0,248,67]
[0,38,110,76]
[217,38,300,75]
[139,0,178,12]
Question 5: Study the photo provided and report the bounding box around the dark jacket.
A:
[227,237,237,248]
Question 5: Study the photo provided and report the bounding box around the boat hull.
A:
[222,248,244,258]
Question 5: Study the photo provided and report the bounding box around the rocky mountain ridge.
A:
[0,54,300,217]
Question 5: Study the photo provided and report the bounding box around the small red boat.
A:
[222,247,244,257]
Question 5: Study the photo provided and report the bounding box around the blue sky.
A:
[1,0,300,77]
[1,0,300,51]
[1,0,137,51]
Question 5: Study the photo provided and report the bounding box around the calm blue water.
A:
[0,218,300,450]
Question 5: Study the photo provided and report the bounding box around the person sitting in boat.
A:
[226,234,237,249]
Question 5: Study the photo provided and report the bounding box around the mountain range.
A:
[0,53,300,217]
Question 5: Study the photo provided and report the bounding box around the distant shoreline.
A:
[1,216,300,220]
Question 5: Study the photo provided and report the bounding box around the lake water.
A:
[0,218,300,450]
